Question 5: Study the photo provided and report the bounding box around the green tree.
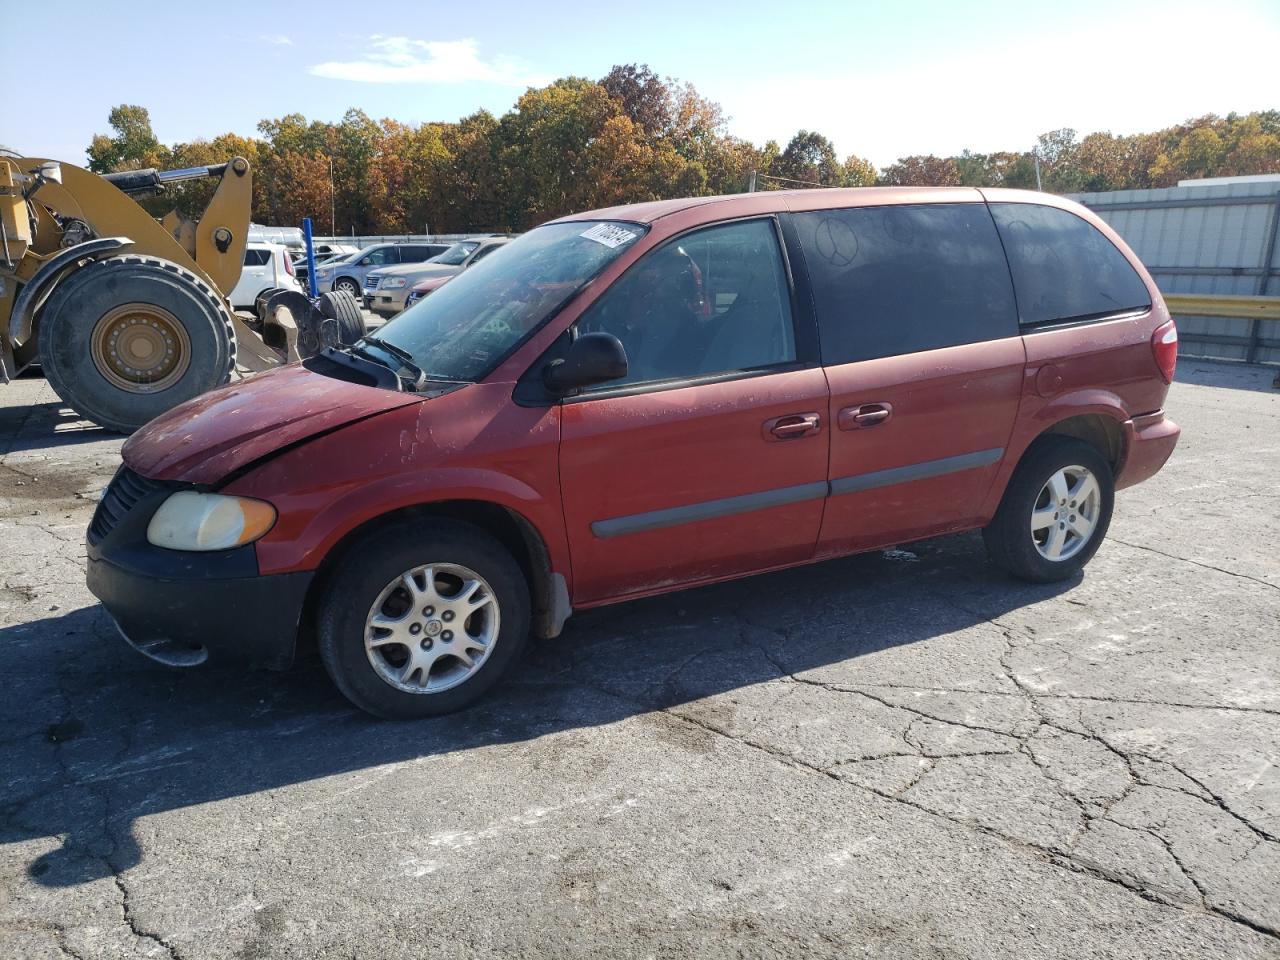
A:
[87,104,167,173]
[771,130,841,187]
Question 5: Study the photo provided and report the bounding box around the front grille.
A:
[88,467,165,545]
[364,275,382,291]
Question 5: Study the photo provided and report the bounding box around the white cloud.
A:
[711,14,1280,167]
[310,37,548,87]
[260,34,294,46]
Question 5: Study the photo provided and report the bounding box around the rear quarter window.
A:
[243,248,272,266]
[793,202,1018,364]
[989,203,1151,326]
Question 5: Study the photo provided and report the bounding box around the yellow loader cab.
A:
[0,155,365,433]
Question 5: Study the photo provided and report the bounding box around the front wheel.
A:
[983,437,1114,583]
[333,276,361,298]
[317,519,531,719]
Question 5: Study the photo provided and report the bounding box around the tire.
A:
[333,276,361,298]
[318,519,531,719]
[37,256,236,434]
[983,436,1114,583]
[318,290,367,345]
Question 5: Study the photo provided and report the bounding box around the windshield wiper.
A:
[366,337,473,385]
[341,340,424,390]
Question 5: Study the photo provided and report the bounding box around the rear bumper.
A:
[1116,410,1180,490]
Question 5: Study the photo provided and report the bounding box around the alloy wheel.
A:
[1030,464,1101,562]
[363,563,500,694]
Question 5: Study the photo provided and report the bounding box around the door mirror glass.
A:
[543,332,628,395]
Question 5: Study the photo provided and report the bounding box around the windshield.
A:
[431,241,481,266]
[368,221,646,382]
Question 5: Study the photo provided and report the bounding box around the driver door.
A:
[558,217,830,605]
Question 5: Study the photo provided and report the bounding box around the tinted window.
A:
[399,245,442,263]
[577,218,796,388]
[794,203,1017,364]
[242,248,272,266]
[990,203,1150,325]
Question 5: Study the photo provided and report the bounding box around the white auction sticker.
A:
[580,223,639,249]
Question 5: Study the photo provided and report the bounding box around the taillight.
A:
[283,255,295,277]
[1151,318,1177,384]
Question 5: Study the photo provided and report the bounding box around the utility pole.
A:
[747,170,758,193]
[329,156,336,236]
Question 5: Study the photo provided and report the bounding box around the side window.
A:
[364,247,396,266]
[794,203,1018,365]
[242,248,271,267]
[990,203,1151,326]
[577,218,796,389]
[399,245,435,263]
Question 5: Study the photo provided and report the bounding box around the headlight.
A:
[147,492,277,551]
[384,277,408,289]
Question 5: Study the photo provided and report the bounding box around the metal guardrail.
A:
[1163,293,1280,365]
[1163,294,1280,320]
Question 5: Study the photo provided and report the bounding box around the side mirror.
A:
[543,332,628,395]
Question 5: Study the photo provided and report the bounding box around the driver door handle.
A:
[763,413,822,441]
[838,402,893,430]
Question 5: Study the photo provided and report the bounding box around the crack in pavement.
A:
[600,609,1280,943]
[1109,538,1279,593]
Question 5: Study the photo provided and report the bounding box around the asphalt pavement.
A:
[1,360,1277,959]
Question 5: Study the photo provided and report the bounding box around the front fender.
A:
[225,395,570,583]
[8,237,132,346]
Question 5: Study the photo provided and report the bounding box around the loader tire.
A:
[318,290,367,345]
[38,256,236,434]
[13,330,40,373]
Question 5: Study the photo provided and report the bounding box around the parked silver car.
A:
[363,238,510,317]
[314,242,451,296]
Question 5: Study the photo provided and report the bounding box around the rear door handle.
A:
[838,402,893,430]
[763,413,822,441]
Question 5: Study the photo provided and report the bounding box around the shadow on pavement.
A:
[0,532,1075,888]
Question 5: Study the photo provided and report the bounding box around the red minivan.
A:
[86,188,1180,718]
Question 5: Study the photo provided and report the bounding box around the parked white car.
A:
[228,242,301,309]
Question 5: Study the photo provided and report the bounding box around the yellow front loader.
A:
[1,155,365,432]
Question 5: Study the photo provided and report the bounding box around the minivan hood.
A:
[122,364,422,485]
[376,263,461,280]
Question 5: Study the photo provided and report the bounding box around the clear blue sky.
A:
[3,0,1277,167]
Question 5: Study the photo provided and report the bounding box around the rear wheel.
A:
[318,519,531,719]
[983,437,1114,582]
[37,256,235,433]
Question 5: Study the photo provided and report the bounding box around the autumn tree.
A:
[600,64,673,141]
[83,96,1280,232]
[878,155,962,186]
